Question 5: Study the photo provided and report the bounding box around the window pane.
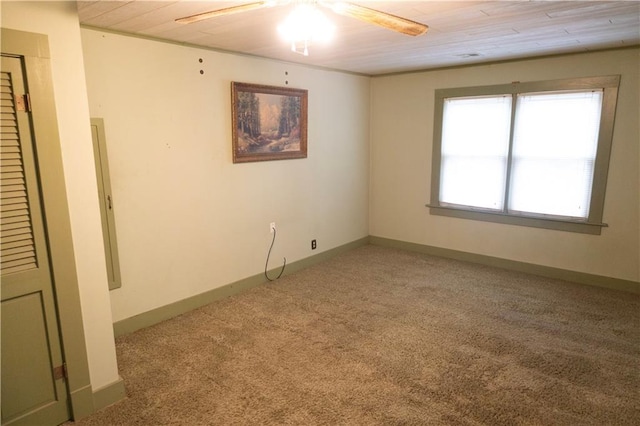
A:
[441,156,508,209]
[509,91,603,218]
[440,96,511,210]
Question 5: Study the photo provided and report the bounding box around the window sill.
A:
[426,204,607,235]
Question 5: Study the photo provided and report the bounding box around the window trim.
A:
[428,75,620,235]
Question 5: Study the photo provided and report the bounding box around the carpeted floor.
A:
[71,245,639,425]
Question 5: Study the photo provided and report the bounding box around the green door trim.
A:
[1,28,94,421]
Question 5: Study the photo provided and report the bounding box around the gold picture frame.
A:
[231,82,308,163]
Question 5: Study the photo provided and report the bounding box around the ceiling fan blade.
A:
[323,1,428,36]
[176,1,276,24]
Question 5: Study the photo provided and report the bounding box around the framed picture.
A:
[231,82,308,163]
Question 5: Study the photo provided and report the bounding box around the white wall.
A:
[80,29,371,322]
[370,49,640,283]
[1,2,120,390]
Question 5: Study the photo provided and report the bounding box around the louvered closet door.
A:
[1,55,70,426]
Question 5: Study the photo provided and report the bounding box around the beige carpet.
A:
[72,245,639,425]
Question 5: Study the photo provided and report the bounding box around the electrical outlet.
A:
[311,239,317,250]
[270,222,276,233]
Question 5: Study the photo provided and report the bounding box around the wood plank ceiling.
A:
[77,1,640,75]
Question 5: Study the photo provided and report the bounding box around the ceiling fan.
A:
[175,1,429,37]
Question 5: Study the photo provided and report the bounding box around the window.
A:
[429,76,620,235]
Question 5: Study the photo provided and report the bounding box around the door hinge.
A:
[15,93,31,112]
[53,363,67,381]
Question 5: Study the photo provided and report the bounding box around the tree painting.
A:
[236,91,261,139]
[233,83,307,162]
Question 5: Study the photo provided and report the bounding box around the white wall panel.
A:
[81,29,371,322]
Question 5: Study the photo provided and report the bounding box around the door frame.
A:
[1,28,94,420]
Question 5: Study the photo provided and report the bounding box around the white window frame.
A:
[428,76,620,235]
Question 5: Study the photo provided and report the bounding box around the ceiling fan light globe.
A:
[278,3,335,49]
